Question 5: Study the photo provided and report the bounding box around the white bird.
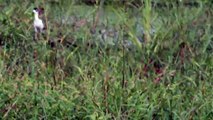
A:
[33,8,44,40]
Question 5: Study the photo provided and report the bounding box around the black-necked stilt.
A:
[33,7,44,40]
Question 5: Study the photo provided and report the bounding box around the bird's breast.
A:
[34,19,44,29]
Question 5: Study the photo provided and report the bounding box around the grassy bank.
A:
[0,0,212,119]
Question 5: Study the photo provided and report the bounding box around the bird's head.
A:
[33,7,44,15]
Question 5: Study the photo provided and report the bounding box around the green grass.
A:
[0,0,212,119]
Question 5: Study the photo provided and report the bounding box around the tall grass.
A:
[0,0,212,119]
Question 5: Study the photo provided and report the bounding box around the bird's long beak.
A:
[33,10,37,13]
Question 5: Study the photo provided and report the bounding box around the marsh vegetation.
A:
[0,0,212,119]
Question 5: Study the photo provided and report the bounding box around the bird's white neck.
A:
[34,13,40,20]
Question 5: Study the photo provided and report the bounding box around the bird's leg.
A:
[34,27,39,41]
[38,33,41,40]
[34,32,38,41]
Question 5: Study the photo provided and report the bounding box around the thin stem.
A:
[43,0,49,41]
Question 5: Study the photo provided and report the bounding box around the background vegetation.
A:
[0,0,212,119]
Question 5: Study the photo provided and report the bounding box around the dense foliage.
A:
[0,0,212,119]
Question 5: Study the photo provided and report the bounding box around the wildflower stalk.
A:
[142,0,152,50]
[92,0,105,32]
